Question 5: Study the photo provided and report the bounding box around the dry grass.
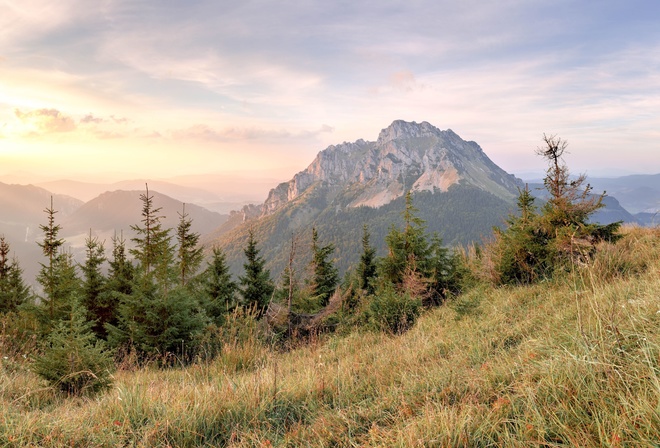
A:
[2,227,659,446]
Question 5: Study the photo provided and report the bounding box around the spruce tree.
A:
[100,232,134,338]
[37,197,65,319]
[32,298,114,395]
[380,191,431,286]
[0,236,31,313]
[176,204,203,286]
[106,231,134,297]
[107,276,206,360]
[109,189,205,359]
[201,246,237,325]
[491,136,622,285]
[36,200,80,327]
[494,185,550,284]
[130,184,175,292]
[308,227,338,307]
[356,224,377,295]
[536,134,621,263]
[238,229,274,317]
[80,231,110,338]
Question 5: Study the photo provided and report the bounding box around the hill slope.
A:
[3,227,659,446]
[206,120,523,277]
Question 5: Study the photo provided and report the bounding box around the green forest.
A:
[2,136,657,446]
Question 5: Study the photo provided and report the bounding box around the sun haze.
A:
[1,0,659,185]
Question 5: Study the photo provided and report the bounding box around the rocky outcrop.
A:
[260,120,522,216]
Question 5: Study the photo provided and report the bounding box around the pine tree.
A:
[0,236,31,313]
[201,246,237,325]
[176,204,203,286]
[238,229,274,317]
[32,298,114,395]
[494,185,550,284]
[381,191,431,286]
[356,224,377,295]
[536,134,621,263]
[309,227,338,307]
[80,231,110,338]
[130,184,175,292]
[37,197,65,319]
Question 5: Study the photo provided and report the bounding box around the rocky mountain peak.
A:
[376,120,438,145]
[260,120,522,215]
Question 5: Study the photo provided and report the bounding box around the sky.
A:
[1,0,659,187]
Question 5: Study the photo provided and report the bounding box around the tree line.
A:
[0,136,622,395]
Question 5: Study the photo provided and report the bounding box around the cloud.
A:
[171,123,334,143]
[14,108,76,134]
[80,114,103,124]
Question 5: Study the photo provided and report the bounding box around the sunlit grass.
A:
[2,226,659,446]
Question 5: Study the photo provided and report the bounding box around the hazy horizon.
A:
[2,1,660,183]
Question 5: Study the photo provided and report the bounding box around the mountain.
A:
[525,183,640,226]
[37,179,222,205]
[0,182,84,285]
[260,120,521,215]
[60,189,228,259]
[0,181,83,250]
[586,174,660,214]
[0,184,227,286]
[206,120,524,277]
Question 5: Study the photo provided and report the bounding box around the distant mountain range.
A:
[0,183,227,285]
[1,120,658,285]
[205,120,659,278]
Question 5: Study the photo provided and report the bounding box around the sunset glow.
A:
[1,0,659,185]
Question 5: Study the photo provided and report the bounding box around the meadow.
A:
[1,226,659,446]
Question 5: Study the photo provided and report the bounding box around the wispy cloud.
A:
[14,108,77,134]
[171,123,334,143]
[2,0,660,178]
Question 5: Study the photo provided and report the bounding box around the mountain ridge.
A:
[258,120,523,217]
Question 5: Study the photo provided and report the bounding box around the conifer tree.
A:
[109,189,205,358]
[239,229,274,317]
[106,231,134,298]
[201,246,237,325]
[107,276,206,360]
[356,224,377,295]
[176,204,203,286]
[35,199,81,325]
[0,236,30,313]
[494,185,550,284]
[130,185,175,292]
[80,231,110,337]
[381,191,431,286]
[32,298,114,395]
[308,227,338,307]
[378,191,457,301]
[490,136,622,285]
[536,134,621,262]
[37,197,65,319]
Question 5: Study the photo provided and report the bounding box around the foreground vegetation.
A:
[1,226,658,446]
[1,136,656,445]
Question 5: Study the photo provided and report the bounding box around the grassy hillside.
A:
[2,226,659,446]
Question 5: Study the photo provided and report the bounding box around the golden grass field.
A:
[2,226,659,447]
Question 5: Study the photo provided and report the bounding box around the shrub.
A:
[367,288,421,334]
[32,305,114,396]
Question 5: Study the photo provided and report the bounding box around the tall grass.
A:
[1,226,659,446]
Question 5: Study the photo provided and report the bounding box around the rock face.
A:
[261,120,522,214]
